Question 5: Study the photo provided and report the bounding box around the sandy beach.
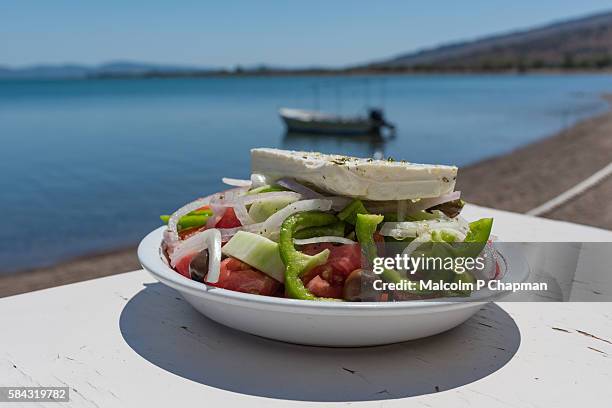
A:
[459,95,612,218]
[1,100,610,298]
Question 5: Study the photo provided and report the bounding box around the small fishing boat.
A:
[279,108,394,135]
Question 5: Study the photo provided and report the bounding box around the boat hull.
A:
[279,108,380,135]
[281,117,378,135]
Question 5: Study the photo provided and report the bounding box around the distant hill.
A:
[365,10,612,71]
[0,61,218,79]
[4,10,612,79]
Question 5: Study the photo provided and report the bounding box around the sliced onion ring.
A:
[170,228,222,283]
[239,191,302,206]
[208,187,248,206]
[166,187,247,243]
[259,199,333,239]
[401,233,432,259]
[366,191,462,217]
[222,177,252,187]
[250,173,269,189]
[416,191,462,212]
[278,178,350,210]
[379,219,466,239]
[232,203,253,226]
[217,223,263,241]
[277,178,324,198]
[167,197,211,243]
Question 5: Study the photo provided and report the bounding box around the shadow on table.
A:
[120,283,521,402]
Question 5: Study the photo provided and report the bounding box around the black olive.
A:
[343,269,380,301]
[189,249,209,282]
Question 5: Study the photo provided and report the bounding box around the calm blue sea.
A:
[1,74,612,273]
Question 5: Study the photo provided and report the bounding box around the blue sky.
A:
[1,0,611,68]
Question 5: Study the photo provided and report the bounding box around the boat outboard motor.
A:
[369,109,384,123]
[369,109,395,130]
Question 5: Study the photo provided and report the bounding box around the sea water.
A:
[1,74,611,272]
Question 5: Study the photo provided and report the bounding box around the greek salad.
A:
[160,149,495,301]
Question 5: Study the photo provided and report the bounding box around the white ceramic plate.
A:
[138,227,529,347]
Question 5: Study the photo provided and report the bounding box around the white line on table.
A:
[526,161,612,216]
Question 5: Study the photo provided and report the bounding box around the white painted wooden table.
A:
[2,206,612,407]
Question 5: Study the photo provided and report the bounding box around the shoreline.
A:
[2,102,611,297]
[458,94,612,220]
[4,69,612,82]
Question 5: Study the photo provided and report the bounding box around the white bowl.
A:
[138,227,529,347]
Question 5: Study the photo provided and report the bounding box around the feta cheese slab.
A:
[251,148,457,200]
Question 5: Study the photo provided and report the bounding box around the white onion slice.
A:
[208,187,248,206]
[209,191,303,230]
[457,215,470,233]
[217,223,264,241]
[250,173,269,189]
[294,236,356,246]
[239,191,302,206]
[259,199,333,238]
[206,204,226,229]
[222,177,252,187]
[167,197,211,243]
[365,191,462,216]
[277,178,323,198]
[380,219,464,239]
[328,196,352,211]
[414,191,461,213]
[277,178,350,210]
[170,229,222,283]
[166,187,248,243]
[232,203,253,226]
[380,226,417,240]
[401,233,432,259]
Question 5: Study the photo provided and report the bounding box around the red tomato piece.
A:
[212,257,280,296]
[301,243,362,279]
[215,207,242,229]
[327,244,362,277]
[306,275,343,299]
[178,226,207,240]
[175,253,197,278]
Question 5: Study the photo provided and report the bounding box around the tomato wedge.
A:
[306,275,343,298]
[215,207,242,229]
[298,243,362,298]
[211,257,280,296]
[174,253,197,278]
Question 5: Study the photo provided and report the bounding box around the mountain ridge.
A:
[365,10,612,71]
[0,61,218,79]
[3,10,612,79]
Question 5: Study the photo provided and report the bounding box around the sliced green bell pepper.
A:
[354,213,383,262]
[293,221,346,239]
[279,211,338,300]
[354,213,409,286]
[456,217,493,258]
[338,199,368,225]
[465,218,493,242]
[355,213,437,294]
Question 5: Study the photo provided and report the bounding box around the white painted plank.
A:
[1,272,611,407]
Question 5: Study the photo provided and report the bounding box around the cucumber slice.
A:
[248,196,299,223]
[222,231,285,282]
